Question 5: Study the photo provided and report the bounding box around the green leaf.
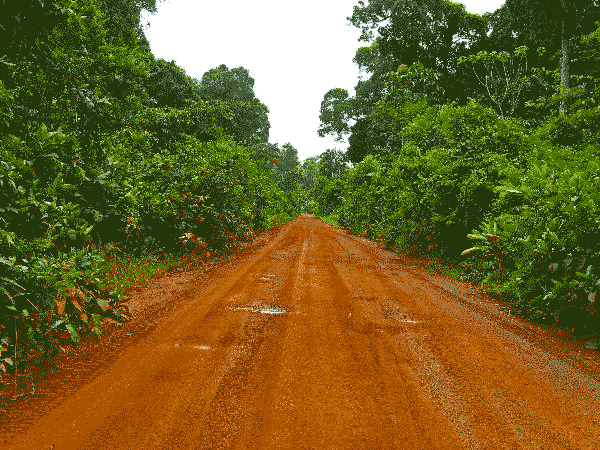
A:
[467,233,486,240]
[28,326,38,347]
[92,313,102,337]
[65,322,80,343]
[97,299,110,311]
[49,320,64,331]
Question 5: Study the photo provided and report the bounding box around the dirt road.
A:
[2,214,600,449]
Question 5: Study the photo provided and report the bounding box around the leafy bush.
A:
[321,60,600,339]
[461,133,599,335]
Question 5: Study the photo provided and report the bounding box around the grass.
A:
[94,214,299,300]
[318,213,341,228]
[417,253,464,279]
[95,250,190,300]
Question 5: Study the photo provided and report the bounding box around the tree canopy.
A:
[196,64,270,144]
[318,0,600,164]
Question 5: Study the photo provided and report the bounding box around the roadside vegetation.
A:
[0,0,306,391]
[1,0,599,399]
[307,0,600,348]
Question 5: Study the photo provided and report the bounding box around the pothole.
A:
[257,273,276,282]
[381,304,420,324]
[172,342,211,350]
[255,305,286,314]
[226,305,287,314]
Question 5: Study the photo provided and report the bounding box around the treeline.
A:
[308,0,600,343]
[0,0,311,380]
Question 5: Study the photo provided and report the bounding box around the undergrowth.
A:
[317,212,599,346]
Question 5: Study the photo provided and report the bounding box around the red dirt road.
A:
[2,214,600,449]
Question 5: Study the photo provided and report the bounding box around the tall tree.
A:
[301,156,320,192]
[277,143,300,175]
[274,143,301,193]
[318,148,350,180]
[504,0,600,114]
[318,87,353,142]
[318,43,398,163]
[197,64,270,143]
[95,0,160,48]
[144,58,196,108]
[350,0,489,86]
[319,0,499,164]
[198,64,257,103]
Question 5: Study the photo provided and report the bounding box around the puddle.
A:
[258,273,276,282]
[173,343,211,350]
[226,305,287,314]
[255,305,286,314]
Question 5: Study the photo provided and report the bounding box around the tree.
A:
[457,46,542,119]
[310,150,349,217]
[319,0,510,164]
[274,143,301,193]
[349,0,490,85]
[95,0,160,48]
[317,45,394,164]
[0,0,155,147]
[504,0,600,114]
[300,156,320,192]
[277,143,300,174]
[198,64,257,103]
[197,65,270,143]
[318,88,353,142]
[144,58,196,108]
[318,148,350,180]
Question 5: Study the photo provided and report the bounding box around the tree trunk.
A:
[560,17,571,115]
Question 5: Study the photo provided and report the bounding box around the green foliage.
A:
[461,135,599,330]
[318,88,353,141]
[2,0,598,388]
[0,0,298,384]
[457,46,540,118]
[0,80,15,130]
[196,64,270,144]
[306,149,350,217]
[316,36,600,339]
[144,58,197,108]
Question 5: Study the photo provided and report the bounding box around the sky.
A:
[140,0,506,165]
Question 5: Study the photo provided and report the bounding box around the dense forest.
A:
[1,0,599,384]
[313,0,600,347]
[0,0,314,380]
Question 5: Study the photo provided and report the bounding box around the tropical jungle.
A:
[1,0,599,384]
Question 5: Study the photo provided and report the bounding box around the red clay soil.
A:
[1,214,600,449]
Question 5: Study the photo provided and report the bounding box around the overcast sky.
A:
[141,0,506,164]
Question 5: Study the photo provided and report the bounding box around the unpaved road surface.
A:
[2,214,600,449]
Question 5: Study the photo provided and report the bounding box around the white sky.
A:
[141,0,506,164]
